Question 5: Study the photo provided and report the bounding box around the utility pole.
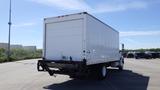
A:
[121,43,124,56]
[8,0,12,61]
[122,43,124,52]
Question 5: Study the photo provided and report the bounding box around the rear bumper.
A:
[37,59,86,76]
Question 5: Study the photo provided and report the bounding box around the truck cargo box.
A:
[43,12,119,65]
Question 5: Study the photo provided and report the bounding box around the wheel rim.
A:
[102,66,106,77]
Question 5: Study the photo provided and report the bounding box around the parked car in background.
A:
[135,52,152,59]
[126,52,135,58]
[150,52,160,59]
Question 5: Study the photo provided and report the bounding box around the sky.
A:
[0,0,160,49]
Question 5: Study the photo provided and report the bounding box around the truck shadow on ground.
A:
[43,69,149,90]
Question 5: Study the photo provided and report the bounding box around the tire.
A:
[88,65,107,80]
[96,65,107,80]
[119,65,123,71]
[118,58,124,71]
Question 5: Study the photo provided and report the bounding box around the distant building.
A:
[23,46,37,52]
[0,43,8,50]
[11,44,23,49]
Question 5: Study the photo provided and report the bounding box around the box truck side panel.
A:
[85,14,119,65]
[45,19,84,61]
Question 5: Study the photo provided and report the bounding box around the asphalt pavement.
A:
[0,58,159,90]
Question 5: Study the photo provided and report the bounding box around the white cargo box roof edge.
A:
[44,12,118,33]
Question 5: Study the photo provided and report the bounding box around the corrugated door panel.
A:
[45,19,83,61]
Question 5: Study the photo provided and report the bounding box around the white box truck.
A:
[37,12,124,80]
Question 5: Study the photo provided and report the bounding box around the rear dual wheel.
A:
[98,65,107,80]
[90,65,107,80]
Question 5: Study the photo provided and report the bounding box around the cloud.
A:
[29,0,151,13]
[30,0,91,11]
[120,30,160,37]
[93,1,148,13]
[12,22,36,28]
